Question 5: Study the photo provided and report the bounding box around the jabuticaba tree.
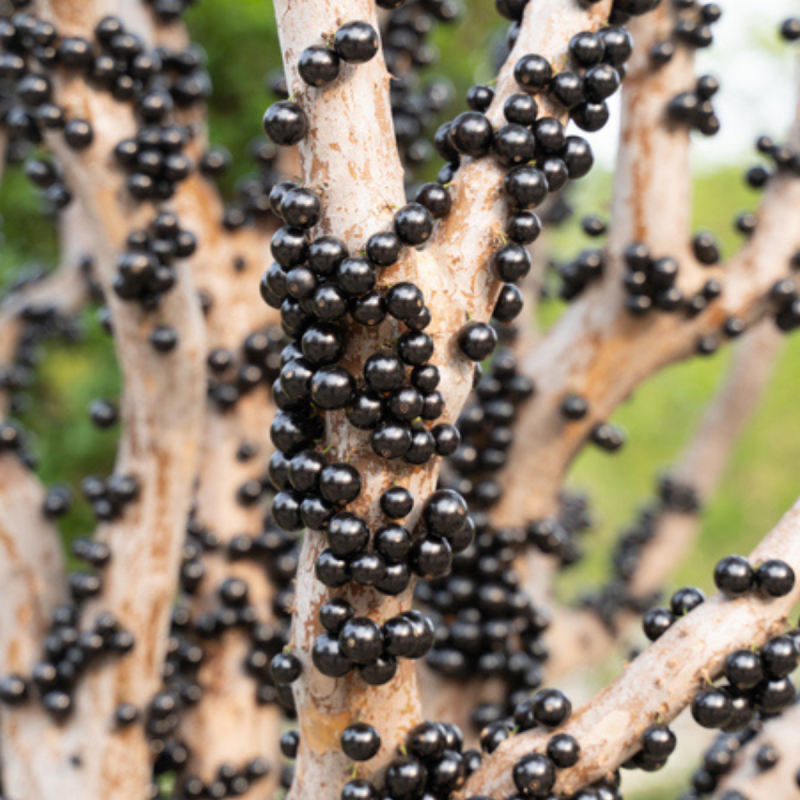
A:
[2,0,800,799]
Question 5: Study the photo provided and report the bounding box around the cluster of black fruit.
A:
[177,513,300,713]
[383,0,460,169]
[770,274,800,333]
[642,555,795,647]
[262,26,492,659]
[0,9,210,203]
[176,757,272,800]
[297,20,380,88]
[419,509,550,719]
[309,600,434,685]
[0,13,88,160]
[79,471,140,524]
[486,686,622,799]
[647,2,713,65]
[436,77,595,203]
[0,291,85,416]
[679,720,765,798]
[670,0,721,50]
[667,74,720,136]
[527,507,593,569]
[119,595,275,793]
[139,629,202,777]
[622,242,685,316]
[267,602,434,691]
[690,628,799,734]
[441,348,534,511]
[419,493,592,731]
[583,474,700,632]
[520,29,630,135]
[558,392,627,453]
[621,241,729,340]
[0,604,134,720]
[339,720,480,800]
[144,0,198,24]
[90,20,208,201]
[745,135,800,191]
[258,176,476,457]
[432,0,623,202]
[263,16,382,147]
[112,210,197,309]
[21,150,73,210]
[557,246,605,300]
[206,326,284,411]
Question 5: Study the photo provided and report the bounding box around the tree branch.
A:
[491,68,800,530]
[606,5,695,278]
[2,2,210,798]
[459,495,800,799]
[485,2,696,612]
[545,321,785,679]
[0,201,94,415]
[273,0,629,793]
[181,394,281,794]
[274,3,427,795]
[180,220,283,790]
[429,0,613,317]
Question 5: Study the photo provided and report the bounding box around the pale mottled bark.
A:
[0,456,67,795]
[182,391,282,797]
[429,0,613,318]
[606,5,695,280]
[497,5,697,610]
[275,2,427,795]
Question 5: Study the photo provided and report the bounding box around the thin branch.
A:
[180,217,283,789]
[491,71,800,530]
[182,393,281,794]
[41,6,283,793]
[429,0,613,319]
[482,2,694,612]
[606,5,695,279]
[0,201,94,415]
[545,321,785,679]
[630,323,784,595]
[459,495,800,799]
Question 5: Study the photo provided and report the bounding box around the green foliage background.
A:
[0,2,798,796]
